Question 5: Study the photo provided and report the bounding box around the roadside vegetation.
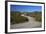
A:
[10,11,29,24]
[26,11,42,22]
[11,11,42,24]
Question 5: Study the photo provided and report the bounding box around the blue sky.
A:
[10,5,42,12]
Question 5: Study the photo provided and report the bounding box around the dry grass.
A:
[10,12,29,24]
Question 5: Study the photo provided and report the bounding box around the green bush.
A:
[29,12,42,22]
[10,12,29,24]
[35,15,42,22]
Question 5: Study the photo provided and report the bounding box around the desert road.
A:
[11,14,42,29]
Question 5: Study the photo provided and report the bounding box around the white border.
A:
[7,2,44,32]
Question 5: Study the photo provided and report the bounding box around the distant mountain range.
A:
[11,11,41,13]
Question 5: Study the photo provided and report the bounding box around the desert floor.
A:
[11,14,42,29]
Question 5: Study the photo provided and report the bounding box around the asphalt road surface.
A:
[10,14,42,29]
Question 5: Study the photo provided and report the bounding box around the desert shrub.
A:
[29,11,42,22]
[10,12,29,24]
[14,16,29,23]
[30,14,36,17]
[35,15,42,22]
[25,18,29,21]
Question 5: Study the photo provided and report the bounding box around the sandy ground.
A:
[10,14,42,29]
